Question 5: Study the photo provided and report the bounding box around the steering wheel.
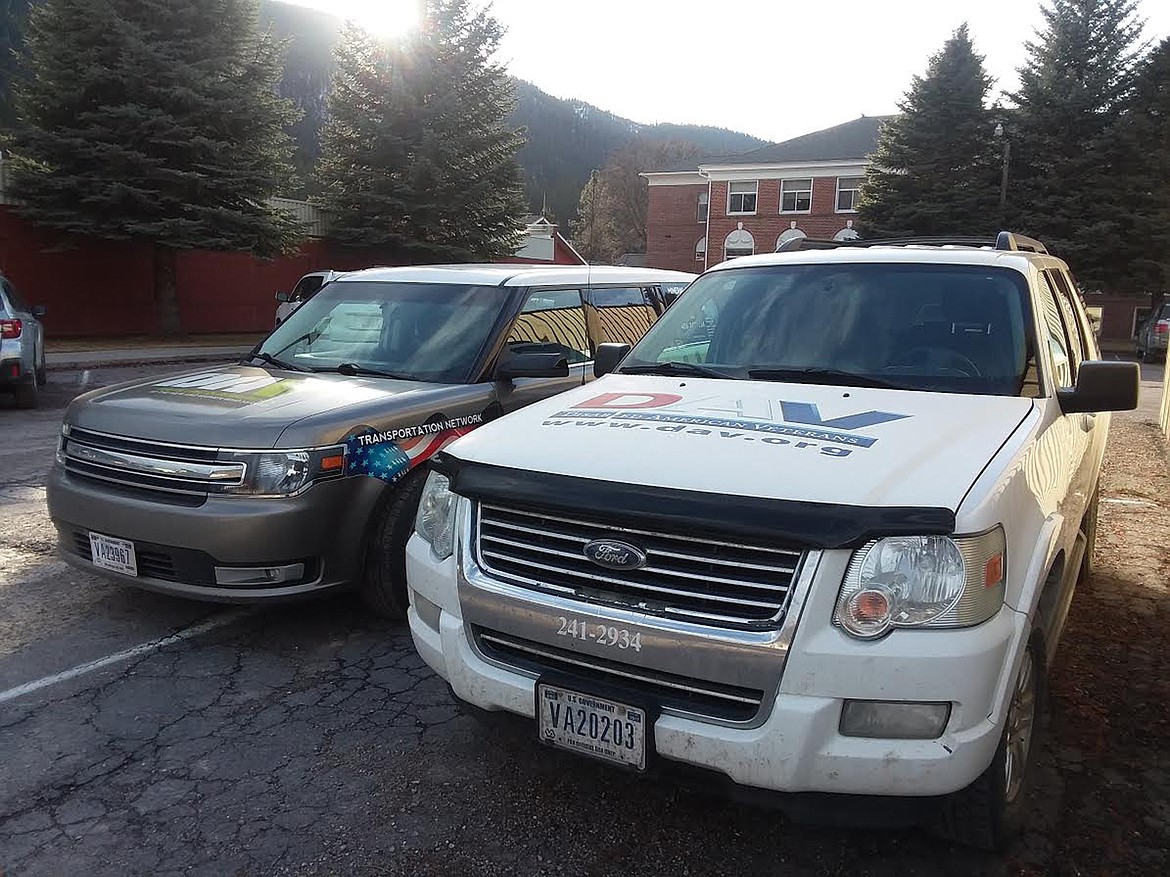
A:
[885,346,981,377]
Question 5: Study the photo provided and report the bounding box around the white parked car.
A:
[275,270,346,326]
[405,232,1139,849]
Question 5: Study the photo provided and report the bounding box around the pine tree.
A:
[0,0,30,129]
[316,0,527,262]
[1009,0,1147,290]
[1109,37,1170,299]
[857,24,1001,238]
[5,0,302,332]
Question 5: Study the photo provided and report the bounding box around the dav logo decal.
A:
[540,392,910,458]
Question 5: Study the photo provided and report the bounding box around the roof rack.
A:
[776,231,1049,255]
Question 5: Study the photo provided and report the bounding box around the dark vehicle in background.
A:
[47,264,694,617]
[0,275,47,409]
[1136,299,1169,362]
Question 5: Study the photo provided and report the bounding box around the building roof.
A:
[645,115,892,174]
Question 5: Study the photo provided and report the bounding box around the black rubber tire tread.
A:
[14,373,39,409]
[1078,487,1099,586]
[358,468,429,620]
[933,632,1047,852]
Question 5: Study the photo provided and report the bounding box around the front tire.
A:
[935,632,1045,851]
[359,469,429,620]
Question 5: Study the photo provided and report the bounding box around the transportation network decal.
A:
[541,392,909,459]
[345,415,483,483]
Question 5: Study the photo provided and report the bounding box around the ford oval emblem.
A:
[583,539,648,571]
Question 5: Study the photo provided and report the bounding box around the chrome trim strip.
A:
[478,633,762,705]
[481,533,794,592]
[65,426,223,455]
[61,465,207,496]
[481,503,803,557]
[480,550,781,610]
[65,442,246,485]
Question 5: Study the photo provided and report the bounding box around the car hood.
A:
[66,364,443,448]
[444,374,1034,511]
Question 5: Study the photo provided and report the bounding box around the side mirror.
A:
[594,343,631,378]
[1058,361,1139,413]
[275,291,290,303]
[31,304,46,318]
[496,352,570,381]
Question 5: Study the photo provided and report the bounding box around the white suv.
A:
[404,233,1139,849]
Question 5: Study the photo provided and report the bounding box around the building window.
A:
[780,178,813,213]
[724,228,755,260]
[776,228,806,251]
[695,236,707,262]
[697,190,709,223]
[836,176,864,212]
[727,181,758,215]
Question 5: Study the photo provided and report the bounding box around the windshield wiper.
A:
[322,362,418,381]
[747,367,914,390]
[245,351,310,372]
[620,361,739,380]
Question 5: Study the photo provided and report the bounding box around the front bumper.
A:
[406,521,1029,798]
[47,466,385,602]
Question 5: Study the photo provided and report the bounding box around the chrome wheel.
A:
[1003,650,1037,803]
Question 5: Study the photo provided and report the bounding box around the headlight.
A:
[218,447,346,497]
[415,471,457,560]
[834,528,1006,639]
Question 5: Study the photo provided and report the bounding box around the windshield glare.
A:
[623,264,1038,397]
[260,281,507,382]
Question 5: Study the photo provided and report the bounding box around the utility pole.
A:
[588,169,599,262]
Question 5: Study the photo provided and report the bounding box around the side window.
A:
[505,288,591,364]
[292,276,325,303]
[586,286,657,346]
[1046,269,1089,368]
[1036,272,1073,389]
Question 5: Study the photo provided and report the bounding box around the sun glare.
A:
[343,0,420,39]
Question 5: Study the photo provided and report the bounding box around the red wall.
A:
[0,206,377,336]
[0,206,158,335]
[1,205,596,336]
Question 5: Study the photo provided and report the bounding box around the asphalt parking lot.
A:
[0,359,1167,876]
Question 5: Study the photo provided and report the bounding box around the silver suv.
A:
[0,275,47,409]
[1136,299,1168,362]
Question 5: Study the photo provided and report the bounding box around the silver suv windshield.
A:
[259,281,508,383]
[622,263,1038,397]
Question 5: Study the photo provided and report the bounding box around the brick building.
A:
[643,115,887,273]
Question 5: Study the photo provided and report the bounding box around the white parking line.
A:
[0,612,248,705]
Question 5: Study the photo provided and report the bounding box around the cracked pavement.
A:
[1,361,1168,876]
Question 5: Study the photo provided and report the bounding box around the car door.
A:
[1037,269,1093,533]
[495,287,592,414]
[1048,267,1108,499]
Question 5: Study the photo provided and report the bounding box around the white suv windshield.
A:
[624,263,1037,397]
[260,281,508,383]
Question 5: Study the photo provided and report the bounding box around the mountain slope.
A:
[259,1,768,218]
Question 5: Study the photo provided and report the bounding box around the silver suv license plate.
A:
[537,683,646,770]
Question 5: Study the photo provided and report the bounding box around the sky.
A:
[288,0,1170,144]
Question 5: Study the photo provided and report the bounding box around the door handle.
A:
[1080,413,1096,432]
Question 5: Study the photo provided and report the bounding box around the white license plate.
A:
[89,533,138,577]
[537,683,646,770]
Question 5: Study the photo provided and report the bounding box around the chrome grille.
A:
[61,427,243,497]
[474,628,764,721]
[475,503,804,628]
